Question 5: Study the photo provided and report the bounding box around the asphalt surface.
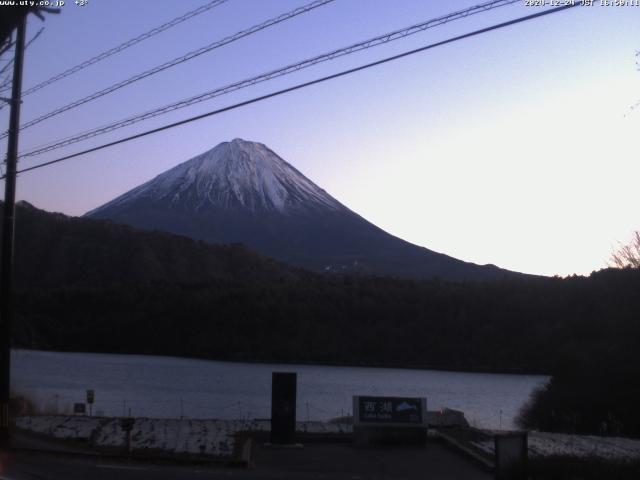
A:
[0,442,491,480]
[253,442,492,479]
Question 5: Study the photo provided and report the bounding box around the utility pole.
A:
[0,15,26,448]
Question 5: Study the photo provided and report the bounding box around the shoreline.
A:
[11,347,551,377]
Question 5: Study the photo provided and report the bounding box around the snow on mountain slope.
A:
[88,139,343,216]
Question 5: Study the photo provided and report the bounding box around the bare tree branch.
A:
[610,231,640,269]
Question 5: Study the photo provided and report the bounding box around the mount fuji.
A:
[87,138,516,280]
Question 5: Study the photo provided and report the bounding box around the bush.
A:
[517,352,640,437]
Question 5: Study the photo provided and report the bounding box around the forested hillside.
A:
[5,202,640,436]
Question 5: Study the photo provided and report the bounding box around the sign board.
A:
[73,403,86,415]
[495,432,528,480]
[86,389,95,404]
[353,396,427,427]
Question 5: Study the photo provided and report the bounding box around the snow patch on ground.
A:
[16,415,102,440]
[15,416,351,458]
[471,431,640,461]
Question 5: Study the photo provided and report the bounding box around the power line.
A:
[0,40,13,58]
[0,27,44,91]
[19,0,521,159]
[8,3,579,179]
[0,75,11,93]
[25,27,45,49]
[0,0,230,97]
[0,36,15,92]
[0,0,335,140]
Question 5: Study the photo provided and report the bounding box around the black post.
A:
[270,372,296,444]
[0,16,27,448]
[494,432,528,480]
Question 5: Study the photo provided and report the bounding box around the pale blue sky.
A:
[1,0,638,276]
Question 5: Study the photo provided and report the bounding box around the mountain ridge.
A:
[4,200,296,289]
[87,138,524,281]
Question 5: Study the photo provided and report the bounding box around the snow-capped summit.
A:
[88,138,342,216]
[87,139,518,280]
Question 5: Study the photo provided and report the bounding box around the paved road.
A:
[253,442,492,479]
[1,443,491,480]
[1,451,239,480]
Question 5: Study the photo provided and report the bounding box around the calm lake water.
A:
[11,349,548,429]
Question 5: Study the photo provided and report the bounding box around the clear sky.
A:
[0,0,638,277]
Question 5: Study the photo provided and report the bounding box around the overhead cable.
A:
[0,0,230,97]
[0,27,45,96]
[19,0,520,158]
[0,0,335,140]
[9,3,579,178]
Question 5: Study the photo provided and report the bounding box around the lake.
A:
[10,349,548,429]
